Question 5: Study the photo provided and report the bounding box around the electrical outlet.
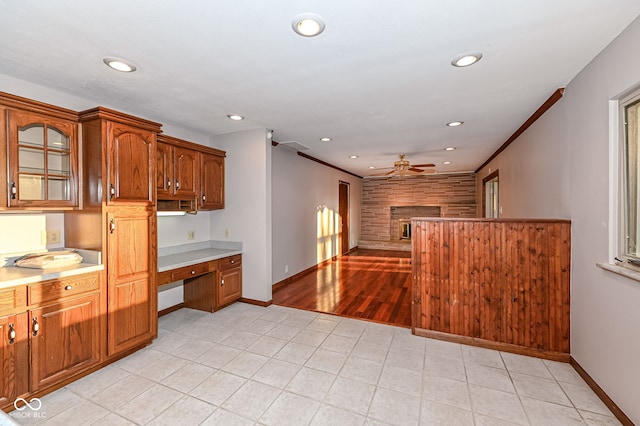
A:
[285,265,289,274]
[46,229,60,244]
[225,228,230,238]
[187,230,195,240]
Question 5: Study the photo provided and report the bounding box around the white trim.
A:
[608,99,620,263]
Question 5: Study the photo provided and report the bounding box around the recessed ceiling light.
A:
[451,53,482,67]
[446,121,464,127]
[292,13,326,37]
[443,161,452,165]
[103,57,137,73]
[369,166,376,169]
[319,137,332,142]
[349,155,358,159]
[445,147,456,151]
[227,114,245,121]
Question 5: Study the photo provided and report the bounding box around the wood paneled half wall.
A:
[411,218,571,360]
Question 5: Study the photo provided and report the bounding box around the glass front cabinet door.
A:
[8,110,78,208]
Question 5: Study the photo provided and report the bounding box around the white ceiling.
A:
[1,1,639,177]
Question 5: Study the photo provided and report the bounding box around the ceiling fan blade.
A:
[412,163,435,168]
[408,167,424,172]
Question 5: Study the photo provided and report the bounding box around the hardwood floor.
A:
[273,249,412,327]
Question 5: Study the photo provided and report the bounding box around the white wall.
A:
[209,129,272,302]
[475,97,571,219]
[476,17,640,423]
[271,146,362,284]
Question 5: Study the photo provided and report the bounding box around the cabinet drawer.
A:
[219,255,242,271]
[28,273,100,306]
[171,262,213,282]
[0,285,26,315]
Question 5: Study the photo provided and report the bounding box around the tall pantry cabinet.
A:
[65,107,161,357]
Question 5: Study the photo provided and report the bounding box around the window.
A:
[483,170,499,218]
[621,91,640,261]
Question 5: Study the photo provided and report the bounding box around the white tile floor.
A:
[10,303,621,425]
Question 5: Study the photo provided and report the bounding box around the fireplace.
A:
[390,206,441,241]
[399,219,411,240]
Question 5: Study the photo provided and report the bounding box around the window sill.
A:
[596,262,640,282]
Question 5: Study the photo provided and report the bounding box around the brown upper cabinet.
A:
[200,151,225,210]
[0,93,79,209]
[156,134,225,210]
[157,135,199,200]
[79,108,159,207]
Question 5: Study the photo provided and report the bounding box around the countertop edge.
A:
[0,264,105,289]
[158,249,243,272]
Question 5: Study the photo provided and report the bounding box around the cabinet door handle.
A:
[230,260,235,264]
[109,184,116,199]
[8,323,16,344]
[10,182,17,200]
[175,181,180,190]
[109,219,115,234]
[221,279,225,286]
[190,270,195,275]
[32,317,39,337]
[202,194,206,202]
[167,179,171,188]
[65,285,73,290]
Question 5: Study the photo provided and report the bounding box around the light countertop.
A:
[157,240,243,272]
[0,249,103,289]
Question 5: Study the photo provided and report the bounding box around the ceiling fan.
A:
[370,154,436,176]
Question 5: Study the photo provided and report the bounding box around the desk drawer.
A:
[219,255,242,271]
[28,272,100,306]
[170,262,213,282]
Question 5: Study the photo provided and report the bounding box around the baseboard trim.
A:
[239,297,273,307]
[158,303,186,317]
[272,251,360,293]
[413,327,570,362]
[273,261,327,293]
[569,357,634,426]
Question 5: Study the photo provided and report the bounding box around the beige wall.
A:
[361,173,477,241]
[210,129,273,302]
[476,16,640,423]
[271,146,362,284]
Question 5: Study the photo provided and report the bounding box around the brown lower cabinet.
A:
[218,257,242,307]
[0,312,27,409]
[1,272,103,410]
[29,293,101,390]
[106,208,157,356]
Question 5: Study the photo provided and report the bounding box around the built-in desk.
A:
[157,241,243,312]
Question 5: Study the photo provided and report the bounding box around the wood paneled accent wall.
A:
[361,174,477,241]
[412,218,571,359]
